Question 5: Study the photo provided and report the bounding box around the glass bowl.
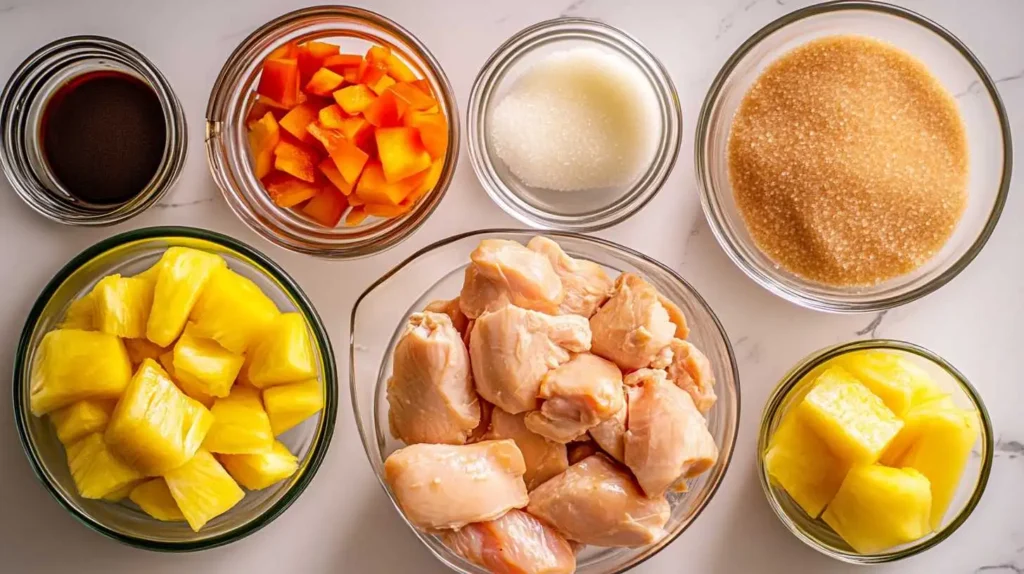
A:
[206,6,459,259]
[12,226,337,551]
[350,229,739,573]
[468,18,682,232]
[756,339,993,564]
[695,0,1012,312]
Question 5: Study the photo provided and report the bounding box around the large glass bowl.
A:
[757,339,993,563]
[350,229,740,573]
[695,0,1012,312]
[12,226,337,551]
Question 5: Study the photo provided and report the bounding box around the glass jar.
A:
[206,6,459,259]
[0,36,187,225]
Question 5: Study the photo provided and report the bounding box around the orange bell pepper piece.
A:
[363,90,404,128]
[297,41,340,85]
[355,160,424,206]
[365,203,411,218]
[306,122,369,184]
[347,193,365,207]
[266,42,299,61]
[339,117,373,147]
[273,138,319,182]
[318,158,353,196]
[345,207,367,226]
[333,84,377,115]
[411,79,433,96]
[404,110,448,159]
[342,67,360,84]
[278,102,320,143]
[390,82,436,111]
[323,54,363,72]
[257,58,301,108]
[386,54,418,83]
[375,127,432,182]
[262,172,319,208]
[301,185,348,227]
[318,104,347,129]
[402,157,444,208]
[247,112,281,179]
[369,75,396,96]
[305,68,345,97]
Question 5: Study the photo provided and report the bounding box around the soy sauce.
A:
[41,71,166,205]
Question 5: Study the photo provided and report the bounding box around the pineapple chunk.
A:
[49,399,115,446]
[103,482,140,502]
[59,294,96,331]
[105,359,214,475]
[130,478,185,521]
[30,329,132,416]
[134,261,163,284]
[158,351,215,407]
[822,465,932,554]
[246,313,317,388]
[124,338,167,367]
[797,367,903,464]
[263,378,324,436]
[900,358,951,407]
[173,323,244,398]
[93,274,155,339]
[66,433,144,499]
[765,412,848,517]
[205,385,274,454]
[190,267,280,354]
[220,440,299,490]
[165,449,245,532]
[834,351,916,417]
[146,247,227,347]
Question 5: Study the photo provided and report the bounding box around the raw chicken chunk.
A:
[487,408,568,491]
[524,353,624,443]
[387,312,481,445]
[467,398,495,444]
[588,387,627,463]
[424,298,470,339]
[527,454,670,547]
[443,509,576,574]
[589,273,676,370]
[623,369,719,497]
[527,236,613,318]
[567,440,601,465]
[658,294,690,340]
[460,239,564,319]
[384,440,529,531]
[470,305,591,414]
[651,339,717,414]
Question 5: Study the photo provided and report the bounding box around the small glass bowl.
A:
[206,6,459,259]
[12,227,337,551]
[695,1,1012,312]
[756,339,993,564]
[468,18,682,232]
[351,229,739,574]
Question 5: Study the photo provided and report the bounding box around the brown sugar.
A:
[728,35,968,286]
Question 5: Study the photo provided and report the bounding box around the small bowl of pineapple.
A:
[13,226,336,551]
[757,340,993,563]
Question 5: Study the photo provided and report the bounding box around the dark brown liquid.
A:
[41,71,166,205]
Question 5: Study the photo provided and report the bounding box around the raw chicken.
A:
[588,387,627,463]
[657,294,690,340]
[460,239,564,319]
[527,454,670,547]
[651,339,717,414]
[424,298,470,338]
[589,273,676,370]
[527,236,613,318]
[524,353,624,443]
[468,398,496,444]
[387,312,481,445]
[443,509,576,574]
[486,408,568,491]
[623,369,719,497]
[470,305,591,414]
[384,440,529,531]
[567,440,601,465]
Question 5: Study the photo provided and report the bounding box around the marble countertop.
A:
[0,0,1021,572]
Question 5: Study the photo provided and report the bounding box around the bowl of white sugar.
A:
[468,18,682,231]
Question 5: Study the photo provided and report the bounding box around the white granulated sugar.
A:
[489,47,659,192]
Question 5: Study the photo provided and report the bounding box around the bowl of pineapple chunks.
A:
[13,226,336,550]
[758,340,993,563]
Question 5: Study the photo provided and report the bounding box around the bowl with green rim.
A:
[12,226,337,551]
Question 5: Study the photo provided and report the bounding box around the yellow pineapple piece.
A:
[66,433,144,499]
[220,440,299,490]
[822,465,932,554]
[59,294,96,331]
[164,449,245,532]
[130,478,185,522]
[173,323,244,398]
[124,338,167,367]
[765,412,848,517]
[146,247,226,347]
[30,329,132,416]
[263,378,324,436]
[797,366,903,464]
[105,359,214,475]
[158,351,215,407]
[204,385,274,454]
[190,267,280,354]
[93,274,155,339]
[834,351,916,417]
[134,261,163,284]
[246,313,317,389]
[103,482,140,502]
[899,357,951,407]
[49,399,115,446]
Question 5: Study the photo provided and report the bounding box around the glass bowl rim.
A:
[467,17,684,232]
[755,338,994,564]
[694,0,1013,313]
[348,227,741,573]
[12,225,339,552]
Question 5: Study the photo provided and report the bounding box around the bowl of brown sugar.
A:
[696,0,1011,312]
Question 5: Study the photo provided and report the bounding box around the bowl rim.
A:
[694,0,1013,313]
[349,227,741,573]
[755,338,994,564]
[12,225,338,552]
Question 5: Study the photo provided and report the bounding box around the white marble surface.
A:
[0,0,1021,572]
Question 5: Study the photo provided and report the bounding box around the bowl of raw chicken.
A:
[350,229,740,574]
